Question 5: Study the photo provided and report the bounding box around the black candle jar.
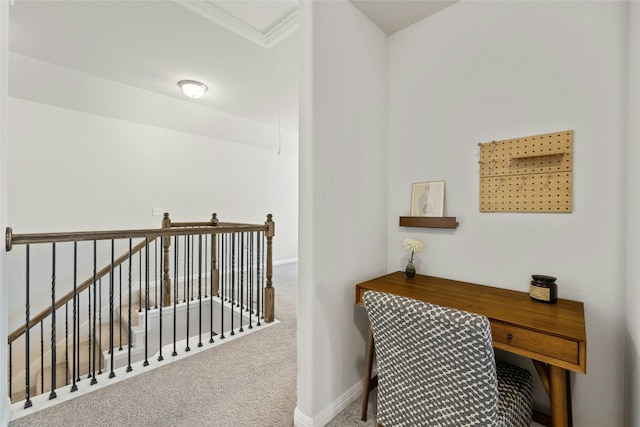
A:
[529,274,558,303]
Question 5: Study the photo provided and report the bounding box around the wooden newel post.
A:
[264,214,275,323]
[6,227,13,251]
[162,213,172,307]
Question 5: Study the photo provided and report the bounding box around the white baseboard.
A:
[293,379,364,427]
[8,320,278,422]
[1,395,10,427]
[293,376,544,427]
[274,258,298,266]
[293,407,314,427]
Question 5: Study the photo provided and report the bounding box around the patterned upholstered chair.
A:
[363,290,533,427]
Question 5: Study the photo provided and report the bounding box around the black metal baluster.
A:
[247,232,252,314]
[204,233,208,298]
[144,238,150,366]
[257,232,262,326]
[235,234,240,308]
[246,232,251,312]
[65,302,69,386]
[154,239,158,309]
[119,264,123,351]
[219,234,223,302]
[158,236,164,362]
[109,239,115,378]
[221,233,230,305]
[40,322,44,394]
[228,233,232,305]
[248,233,254,329]
[91,241,98,385]
[242,232,246,311]
[220,234,225,340]
[220,234,225,302]
[228,233,232,304]
[248,233,252,312]
[230,233,235,336]
[24,244,32,408]
[87,285,92,379]
[127,239,133,373]
[198,234,203,347]
[191,235,195,301]
[185,235,191,352]
[76,272,81,383]
[183,235,187,303]
[71,242,78,391]
[262,231,266,321]
[98,278,102,375]
[8,343,12,402]
[239,233,245,332]
[209,234,215,344]
[138,250,142,313]
[172,235,178,357]
[49,242,57,400]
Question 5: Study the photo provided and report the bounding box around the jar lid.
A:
[532,274,556,283]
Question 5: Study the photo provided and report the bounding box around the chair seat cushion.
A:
[496,360,534,427]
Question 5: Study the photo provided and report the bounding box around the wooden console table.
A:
[355,272,586,427]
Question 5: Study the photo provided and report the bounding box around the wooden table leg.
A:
[361,325,375,421]
[549,365,569,427]
[566,370,573,427]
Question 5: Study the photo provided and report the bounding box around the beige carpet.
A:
[326,389,378,427]
[9,262,377,427]
[9,263,299,427]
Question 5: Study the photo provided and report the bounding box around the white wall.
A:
[387,2,628,425]
[9,53,299,155]
[8,54,298,258]
[6,58,298,340]
[1,1,9,424]
[296,0,387,425]
[7,97,298,240]
[626,2,640,426]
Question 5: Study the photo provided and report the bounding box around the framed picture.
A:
[411,181,445,217]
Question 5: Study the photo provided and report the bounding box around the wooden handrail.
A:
[6,213,275,346]
[6,212,276,408]
[6,223,268,250]
[169,212,218,228]
[7,238,154,345]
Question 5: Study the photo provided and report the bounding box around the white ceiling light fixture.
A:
[178,80,208,98]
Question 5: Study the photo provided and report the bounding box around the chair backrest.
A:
[363,290,500,427]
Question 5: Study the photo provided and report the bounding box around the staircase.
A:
[12,280,260,404]
[6,213,275,412]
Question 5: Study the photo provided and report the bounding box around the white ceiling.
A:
[8,1,456,135]
[351,0,457,35]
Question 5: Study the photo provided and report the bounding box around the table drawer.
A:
[491,321,579,364]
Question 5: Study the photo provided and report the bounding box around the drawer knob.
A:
[507,333,513,340]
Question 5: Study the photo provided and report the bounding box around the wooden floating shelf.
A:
[399,216,459,229]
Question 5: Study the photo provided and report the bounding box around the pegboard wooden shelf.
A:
[399,216,459,229]
[511,152,566,160]
[479,130,573,213]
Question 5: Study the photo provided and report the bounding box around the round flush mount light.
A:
[178,80,208,98]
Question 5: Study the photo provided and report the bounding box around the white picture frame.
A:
[410,181,445,217]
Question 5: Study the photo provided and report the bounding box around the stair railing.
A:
[5,213,274,410]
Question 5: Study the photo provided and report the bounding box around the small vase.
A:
[405,261,416,278]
